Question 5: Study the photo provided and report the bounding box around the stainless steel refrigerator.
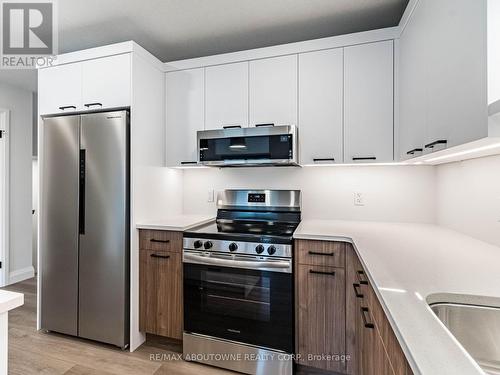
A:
[40,109,129,348]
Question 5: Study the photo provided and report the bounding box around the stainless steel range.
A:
[183,189,301,375]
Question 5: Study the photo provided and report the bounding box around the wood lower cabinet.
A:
[139,230,183,340]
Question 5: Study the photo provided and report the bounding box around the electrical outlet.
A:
[207,189,214,203]
[354,192,365,206]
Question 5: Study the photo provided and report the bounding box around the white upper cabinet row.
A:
[38,53,132,115]
[399,0,489,160]
[166,41,394,166]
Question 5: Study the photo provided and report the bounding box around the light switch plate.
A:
[207,189,215,203]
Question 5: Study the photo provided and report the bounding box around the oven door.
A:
[183,262,293,353]
[197,125,297,166]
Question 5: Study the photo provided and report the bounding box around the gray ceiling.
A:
[0,0,409,92]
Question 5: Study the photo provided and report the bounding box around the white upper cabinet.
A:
[38,63,82,115]
[249,55,297,127]
[81,54,131,110]
[166,68,205,167]
[344,41,394,163]
[298,48,344,165]
[205,62,249,130]
[38,54,132,115]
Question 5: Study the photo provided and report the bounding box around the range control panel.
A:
[248,193,266,203]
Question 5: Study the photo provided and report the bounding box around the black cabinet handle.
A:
[180,161,198,165]
[308,251,335,257]
[255,123,275,127]
[0,130,5,138]
[361,307,374,329]
[84,102,103,108]
[59,105,76,110]
[309,270,335,276]
[352,157,377,161]
[222,125,241,129]
[425,140,447,149]
[313,158,335,162]
[406,148,423,155]
[79,150,86,235]
[356,270,368,285]
[150,254,170,259]
[353,283,364,298]
[150,239,170,243]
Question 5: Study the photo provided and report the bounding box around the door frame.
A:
[0,109,10,287]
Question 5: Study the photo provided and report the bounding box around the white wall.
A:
[183,165,436,223]
[436,154,500,247]
[0,83,33,284]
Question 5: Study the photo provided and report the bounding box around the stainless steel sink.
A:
[431,303,500,374]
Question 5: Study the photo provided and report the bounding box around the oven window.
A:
[203,270,270,322]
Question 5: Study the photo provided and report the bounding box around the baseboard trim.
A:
[9,266,35,285]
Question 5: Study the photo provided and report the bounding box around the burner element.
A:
[228,242,238,252]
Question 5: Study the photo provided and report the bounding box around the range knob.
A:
[267,245,277,255]
[193,240,203,249]
[204,241,213,250]
[255,245,265,254]
[229,243,238,252]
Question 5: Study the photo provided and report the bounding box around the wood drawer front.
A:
[139,250,183,339]
[296,240,345,267]
[296,264,346,373]
[139,229,182,252]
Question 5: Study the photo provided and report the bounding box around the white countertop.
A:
[294,220,499,375]
[0,290,23,314]
[136,215,214,232]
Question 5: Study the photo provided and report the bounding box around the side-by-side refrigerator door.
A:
[41,115,80,335]
[78,110,129,347]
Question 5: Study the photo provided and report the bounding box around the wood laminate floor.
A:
[1,278,233,375]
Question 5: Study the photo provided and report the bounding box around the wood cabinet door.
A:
[205,62,249,129]
[296,264,345,373]
[81,54,131,109]
[38,63,82,115]
[344,40,394,163]
[166,68,205,167]
[249,55,297,127]
[298,48,344,165]
[139,250,182,339]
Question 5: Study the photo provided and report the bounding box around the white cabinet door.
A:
[344,41,394,163]
[298,48,343,165]
[398,0,428,160]
[205,62,248,130]
[249,55,297,127]
[38,63,82,115]
[81,54,131,110]
[166,68,204,167]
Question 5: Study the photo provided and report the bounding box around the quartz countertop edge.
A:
[0,290,24,314]
[293,219,499,375]
[136,215,215,232]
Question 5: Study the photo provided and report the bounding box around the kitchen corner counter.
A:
[294,220,500,375]
[0,289,23,315]
[0,289,23,375]
[136,215,215,232]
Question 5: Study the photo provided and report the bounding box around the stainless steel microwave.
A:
[197,125,298,167]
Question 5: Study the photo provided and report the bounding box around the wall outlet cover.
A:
[354,192,365,206]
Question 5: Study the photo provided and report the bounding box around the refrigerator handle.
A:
[79,149,86,235]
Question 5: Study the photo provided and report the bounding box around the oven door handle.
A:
[183,252,291,271]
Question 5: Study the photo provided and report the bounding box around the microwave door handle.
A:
[183,253,290,270]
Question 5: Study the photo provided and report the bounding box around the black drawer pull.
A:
[84,102,103,108]
[406,148,423,155]
[352,157,376,161]
[353,283,364,298]
[309,270,335,276]
[59,105,76,110]
[150,239,170,244]
[356,270,368,285]
[222,125,241,129]
[180,161,198,165]
[150,254,170,259]
[255,123,275,127]
[313,158,335,162]
[308,251,335,257]
[425,139,447,149]
[361,307,374,329]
